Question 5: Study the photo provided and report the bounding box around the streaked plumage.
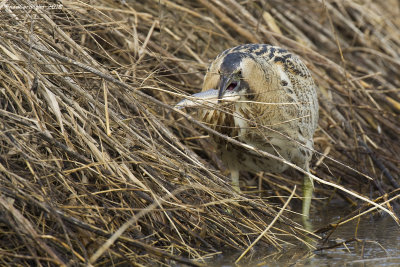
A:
[177,44,319,222]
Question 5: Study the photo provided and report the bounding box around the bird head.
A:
[175,51,276,109]
[216,52,248,101]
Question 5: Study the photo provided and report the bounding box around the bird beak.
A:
[175,89,240,109]
[218,75,233,100]
[218,74,240,101]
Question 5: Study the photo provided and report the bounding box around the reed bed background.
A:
[0,0,399,265]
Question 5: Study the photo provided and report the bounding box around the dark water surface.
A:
[277,213,400,266]
[216,203,400,267]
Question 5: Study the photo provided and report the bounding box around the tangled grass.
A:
[0,0,399,265]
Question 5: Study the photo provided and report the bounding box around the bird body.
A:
[176,44,319,222]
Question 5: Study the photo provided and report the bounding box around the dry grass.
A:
[0,0,399,265]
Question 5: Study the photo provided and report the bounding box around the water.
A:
[216,203,400,266]
[270,215,400,266]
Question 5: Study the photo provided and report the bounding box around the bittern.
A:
[176,44,319,221]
